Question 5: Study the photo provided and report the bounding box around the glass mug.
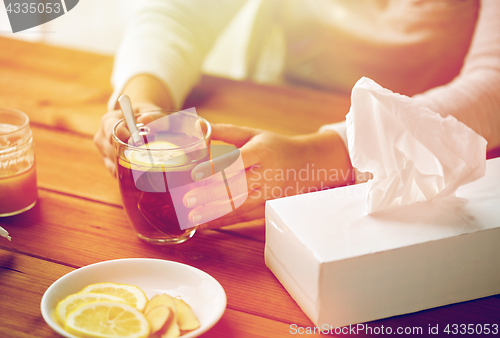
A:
[0,108,38,217]
[112,109,211,244]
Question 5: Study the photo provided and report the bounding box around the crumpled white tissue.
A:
[346,77,487,214]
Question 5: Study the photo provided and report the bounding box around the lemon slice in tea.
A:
[129,141,188,168]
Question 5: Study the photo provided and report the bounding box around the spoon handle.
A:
[118,95,142,144]
[0,225,11,241]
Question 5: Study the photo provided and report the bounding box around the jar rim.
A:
[0,108,30,136]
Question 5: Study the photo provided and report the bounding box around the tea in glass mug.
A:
[113,109,211,244]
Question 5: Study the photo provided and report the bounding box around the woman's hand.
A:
[94,74,175,176]
[183,124,353,230]
[93,102,163,176]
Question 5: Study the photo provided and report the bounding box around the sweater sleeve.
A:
[412,0,500,151]
[321,0,500,152]
[108,0,247,110]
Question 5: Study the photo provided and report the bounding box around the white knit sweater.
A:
[110,0,500,151]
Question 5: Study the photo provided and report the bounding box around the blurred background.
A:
[0,0,260,80]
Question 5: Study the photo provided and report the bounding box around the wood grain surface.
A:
[0,36,499,338]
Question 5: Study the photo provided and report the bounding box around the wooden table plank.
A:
[1,36,351,139]
[0,250,74,338]
[32,125,121,206]
[0,37,112,136]
[0,189,313,327]
[202,309,324,338]
[0,249,320,338]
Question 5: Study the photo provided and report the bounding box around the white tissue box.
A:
[265,158,500,328]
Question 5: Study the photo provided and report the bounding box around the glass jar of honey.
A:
[0,108,38,216]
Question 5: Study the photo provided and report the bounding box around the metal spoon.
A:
[118,95,142,144]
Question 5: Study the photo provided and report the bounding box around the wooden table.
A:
[0,37,499,338]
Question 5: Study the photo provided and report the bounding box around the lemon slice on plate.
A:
[79,283,148,312]
[129,141,188,168]
[64,301,150,338]
[56,292,126,325]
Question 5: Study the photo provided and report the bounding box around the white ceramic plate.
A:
[41,258,226,338]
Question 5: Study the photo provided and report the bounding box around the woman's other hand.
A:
[183,124,353,230]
